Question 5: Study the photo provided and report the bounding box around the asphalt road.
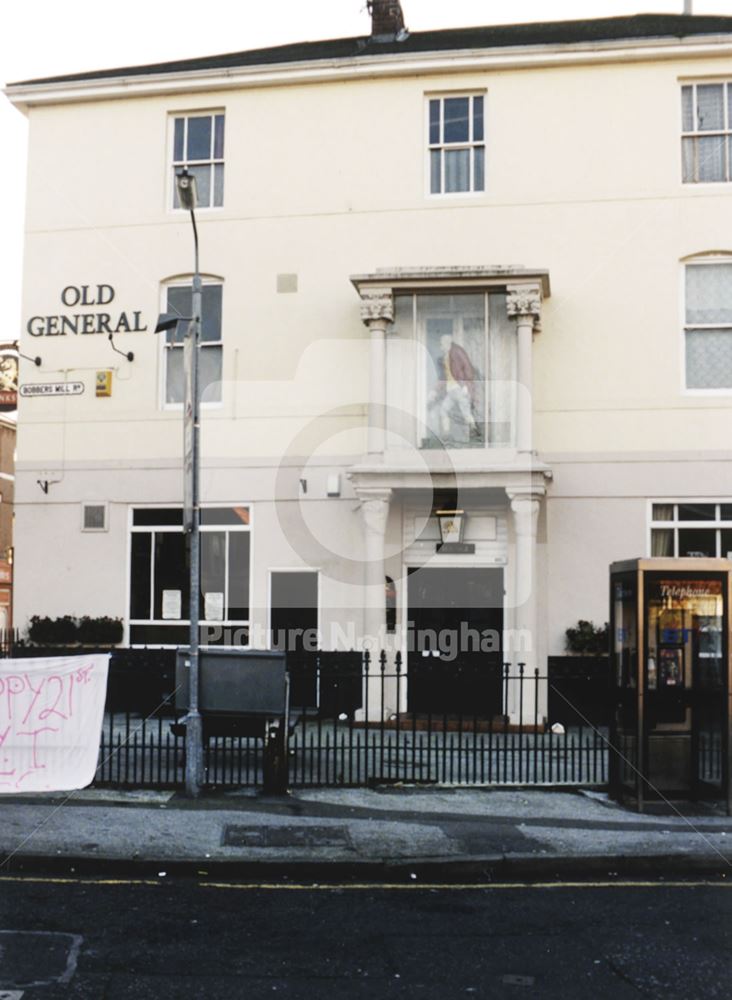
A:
[0,874,729,999]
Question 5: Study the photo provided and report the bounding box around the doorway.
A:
[407,566,503,716]
[270,571,318,707]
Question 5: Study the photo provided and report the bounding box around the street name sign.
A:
[20,382,84,398]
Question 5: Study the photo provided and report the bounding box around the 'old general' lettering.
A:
[27,311,147,336]
[26,284,148,337]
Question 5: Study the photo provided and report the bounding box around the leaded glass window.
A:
[685,261,732,390]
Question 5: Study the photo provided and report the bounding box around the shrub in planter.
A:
[27,615,79,646]
[565,619,609,656]
[77,616,124,646]
[26,614,124,647]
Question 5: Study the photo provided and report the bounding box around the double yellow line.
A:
[0,875,729,891]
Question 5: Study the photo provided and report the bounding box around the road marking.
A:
[0,877,161,887]
[0,931,82,988]
[199,879,732,891]
[0,992,25,1000]
[0,875,729,891]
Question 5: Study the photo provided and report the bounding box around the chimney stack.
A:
[368,1,406,40]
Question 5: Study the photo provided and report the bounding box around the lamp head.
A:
[154,313,183,334]
[176,168,198,211]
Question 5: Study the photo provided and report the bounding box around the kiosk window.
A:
[612,576,637,687]
[646,577,723,706]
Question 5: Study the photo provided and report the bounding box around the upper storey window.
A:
[172,112,225,208]
[681,84,732,184]
[392,292,515,448]
[684,259,732,391]
[164,282,223,405]
[428,95,485,195]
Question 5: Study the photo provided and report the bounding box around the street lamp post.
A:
[155,168,205,796]
[178,168,204,798]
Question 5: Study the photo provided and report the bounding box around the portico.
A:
[350,266,551,723]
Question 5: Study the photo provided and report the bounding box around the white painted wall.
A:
[11,43,732,644]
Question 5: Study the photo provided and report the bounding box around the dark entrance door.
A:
[407,567,503,716]
[270,571,318,708]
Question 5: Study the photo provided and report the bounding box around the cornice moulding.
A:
[352,267,550,297]
[7,35,732,110]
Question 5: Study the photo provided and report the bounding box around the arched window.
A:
[683,255,732,391]
[161,276,224,405]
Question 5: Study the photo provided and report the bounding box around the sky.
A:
[2,0,732,338]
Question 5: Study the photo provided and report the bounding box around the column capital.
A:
[506,282,542,331]
[506,486,545,524]
[506,485,545,506]
[356,487,393,537]
[358,287,395,327]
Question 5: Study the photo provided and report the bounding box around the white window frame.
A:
[127,504,253,649]
[681,255,732,396]
[169,110,225,211]
[681,81,732,185]
[159,277,224,410]
[425,92,486,198]
[647,499,732,558]
[394,290,515,450]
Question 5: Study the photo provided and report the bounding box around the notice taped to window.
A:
[162,590,182,620]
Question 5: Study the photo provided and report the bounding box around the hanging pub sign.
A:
[25,284,148,337]
[0,355,18,412]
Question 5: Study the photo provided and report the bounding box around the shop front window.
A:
[128,506,250,646]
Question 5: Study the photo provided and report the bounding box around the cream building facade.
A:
[6,7,732,719]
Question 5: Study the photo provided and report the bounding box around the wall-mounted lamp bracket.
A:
[108,332,134,362]
[0,339,41,366]
[19,350,42,367]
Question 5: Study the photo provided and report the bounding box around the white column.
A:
[357,486,394,719]
[359,287,394,455]
[506,284,541,455]
[506,487,545,725]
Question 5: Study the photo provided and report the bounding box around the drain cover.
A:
[223,825,352,849]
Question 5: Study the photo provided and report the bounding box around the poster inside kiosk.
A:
[20,381,84,398]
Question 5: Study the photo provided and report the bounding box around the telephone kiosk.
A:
[609,558,732,813]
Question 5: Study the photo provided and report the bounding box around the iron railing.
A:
[93,652,611,789]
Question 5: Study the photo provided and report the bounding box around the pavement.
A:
[1,786,731,881]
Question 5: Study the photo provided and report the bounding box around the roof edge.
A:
[8,13,732,89]
[8,32,732,112]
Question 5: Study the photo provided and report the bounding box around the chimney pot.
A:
[368,0,406,40]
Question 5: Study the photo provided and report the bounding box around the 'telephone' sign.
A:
[26,285,147,337]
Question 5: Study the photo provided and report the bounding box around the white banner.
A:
[0,654,110,793]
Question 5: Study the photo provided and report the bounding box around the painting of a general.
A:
[427,331,483,444]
